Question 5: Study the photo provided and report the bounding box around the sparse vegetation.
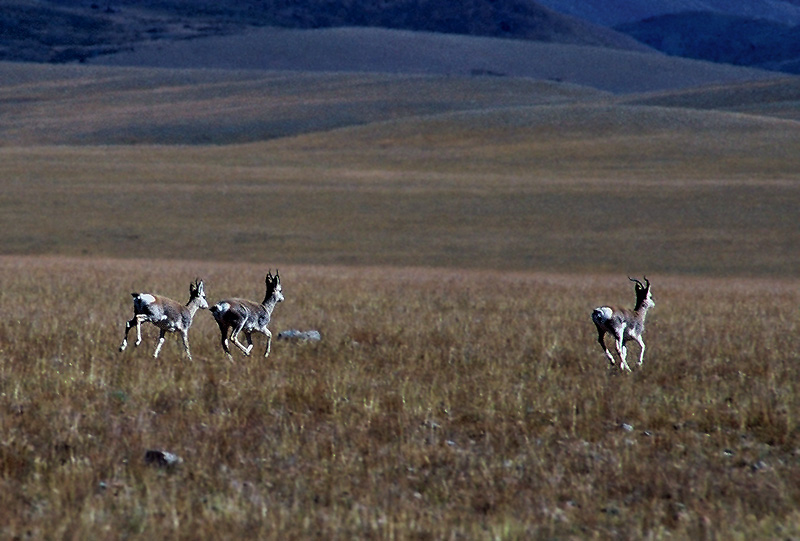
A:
[0,257,798,538]
[1,92,798,276]
[0,26,798,538]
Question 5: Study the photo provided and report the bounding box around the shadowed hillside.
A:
[534,1,800,74]
[0,0,646,64]
[6,0,800,76]
[616,12,800,74]
[1,59,791,148]
[85,27,776,94]
[0,62,603,146]
[535,0,800,26]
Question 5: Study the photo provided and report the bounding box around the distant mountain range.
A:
[615,12,800,73]
[531,0,800,73]
[533,0,800,26]
[4,0,800,74]
[0,0,646,64]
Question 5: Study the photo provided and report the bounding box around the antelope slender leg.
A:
[181,331,192,360]
[264,329,272,358]
[216,321,234,359]
[120,317,136,351]
[120,315,146,351]
[597,330,614,365]
[134,315,145,346]
[616,337,631,372]
[231,323,251,355]
[153,329,167,358]
[244,332,254,355]
[635,336,646,366]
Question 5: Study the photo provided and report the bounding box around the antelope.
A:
[119,279,208,360]
[210,270,284,361]
[591,277,655,371]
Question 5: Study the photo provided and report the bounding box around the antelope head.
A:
[629,276,654,311]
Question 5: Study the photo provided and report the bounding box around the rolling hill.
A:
[0,0,647,64]
[0,58,798,276]
[0,61,604,146]
[615,12,800,74]
[6,0,800,76]
[534,1,800,74]
[0,0,798,277]
[1,55,793,149]
[1,5,799,540]
[85,26,777,95]
[622,78,800,121]
[534,0,800,26]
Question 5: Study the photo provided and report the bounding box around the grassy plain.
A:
[0,60,799,538]
[1,66,799,276]
[0,257,799,539]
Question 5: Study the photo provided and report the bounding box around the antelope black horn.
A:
[628,276,644,288]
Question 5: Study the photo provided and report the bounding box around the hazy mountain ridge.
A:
[523,0,800,73]
[615,12,800,74]
[0,0,648,64]
[533,0,800,26]
[5,0,800,75]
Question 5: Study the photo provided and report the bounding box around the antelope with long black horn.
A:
[591,276,655,371]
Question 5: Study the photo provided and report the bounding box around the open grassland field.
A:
[2,135,798,276]
[1,64,799,277]
[0,257,799,539]
[0,57,799,538]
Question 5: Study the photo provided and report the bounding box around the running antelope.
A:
[210,270,284,361]
[119,279,208,360]
[591,277,655,371]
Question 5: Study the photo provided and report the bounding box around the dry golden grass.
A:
[624,78,800,121]
[1,64,797,279]
[0,256,798,539]
[1,60,799,538]
[1,100,798,276]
